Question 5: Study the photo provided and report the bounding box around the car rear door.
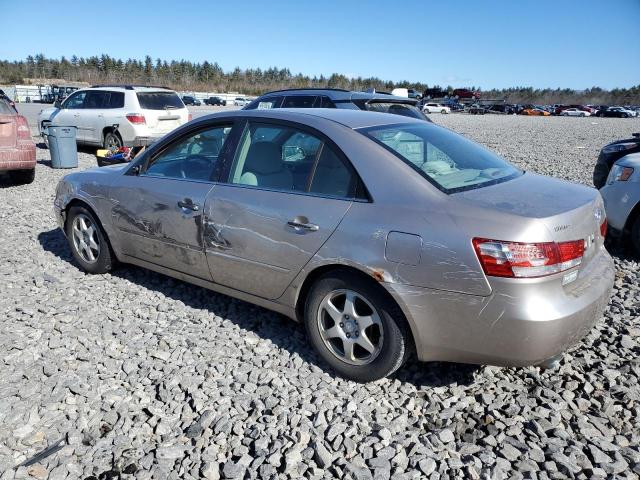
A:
[110,121,235,280]
[204,119,358,300]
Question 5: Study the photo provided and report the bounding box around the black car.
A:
[596,107,635,118]
[486,104,516,114]
[182,95,201,106]
[593,133,640,189]
[422,87,449,99]
[204,96,226,106]
[244,88,431,122]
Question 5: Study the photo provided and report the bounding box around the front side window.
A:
[227,122,356,198]
[361,123,522,193]
[62,91,87,109]
[144,125,232,181]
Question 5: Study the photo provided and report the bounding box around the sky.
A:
[1,0,638,90]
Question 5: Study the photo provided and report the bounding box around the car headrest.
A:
[245,141,283,175]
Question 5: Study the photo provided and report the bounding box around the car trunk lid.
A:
[136,91,187,134]
[455,172,605,272]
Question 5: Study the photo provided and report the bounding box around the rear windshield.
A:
[137,92,184,110]
[363,101,426,120]
[361,123,522,193]
[0,99,15,114]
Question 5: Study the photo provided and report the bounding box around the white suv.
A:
[38,85,190,148]
[422,103,451,114]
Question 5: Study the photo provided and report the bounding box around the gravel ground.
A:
[1,115,639,480]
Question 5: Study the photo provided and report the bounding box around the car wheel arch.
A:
[64,198,117,257]
[623,201,640,235]
[294,264,417,352]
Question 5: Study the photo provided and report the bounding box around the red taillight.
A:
[126,114,146,124]
[188,113,193,121]
[16,115,31,140]
[600,217,607,238]
[472,238,584,278]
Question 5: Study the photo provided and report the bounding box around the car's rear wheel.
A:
[580,113,585,117]
[66,206,114,274]
[441,109,447,114]
[10,168,35,185]
[304,272,410,382]
[103,131,123,149]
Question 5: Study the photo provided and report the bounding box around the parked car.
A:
[486,104,515,115]
[407,89,422,100]
[204,96,227,106]
[467,104,488,115]
[561,108,591,117]
[53,108,613,381]
[38,85,190,149]
[593,133,640,189]
[521,108,551,116]
[244,88,431,122]
[452,88,480,99]
[182,95,202,106]
[600,153,640,253]
[422,87,449,99]
[234,97,251,107]
[596,107,635,118]
[0,97,36,184]
[422,103,450,114]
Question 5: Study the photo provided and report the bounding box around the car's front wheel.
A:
[304,272,410,382]
[66,205,114,274]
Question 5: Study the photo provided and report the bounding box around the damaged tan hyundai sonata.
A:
[54,109,614,382]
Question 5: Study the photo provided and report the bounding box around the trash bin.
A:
[45,126,78,169]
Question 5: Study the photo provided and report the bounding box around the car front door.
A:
[204,120,359,300]
[110,122,235,280]
[50,90,87,141]
[80,91,110,144]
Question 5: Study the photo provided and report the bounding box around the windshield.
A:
[361,123,522,193]
[137,91,184,110]
[363,101,427,120]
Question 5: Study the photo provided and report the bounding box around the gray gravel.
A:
[1,115,639,479]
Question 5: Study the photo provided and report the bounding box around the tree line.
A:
[1,54,638,104]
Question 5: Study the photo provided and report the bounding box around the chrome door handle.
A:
[287,216,319,232]
[178,199,200,211]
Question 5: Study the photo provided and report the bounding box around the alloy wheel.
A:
[71,213,101,263]
[317,289,384,366]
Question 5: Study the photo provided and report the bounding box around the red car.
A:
[452,88,480,99]
[0,98,36,184]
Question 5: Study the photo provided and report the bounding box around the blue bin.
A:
[45,126,78,169]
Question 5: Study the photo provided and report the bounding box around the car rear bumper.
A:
[0,144,36,172]
[386,248,614,366]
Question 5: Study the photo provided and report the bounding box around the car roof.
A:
[89,84,175,92]
[255,88,418,104]
[198,107,424,130]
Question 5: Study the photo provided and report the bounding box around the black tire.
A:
[10,168,35,185]
[304,271,411,382]
[65,205,115,274]
[103,131,123,149]
[631,216,640,256]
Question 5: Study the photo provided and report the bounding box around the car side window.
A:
[319,96,336,108]
[282,96,317,108]
[62,91,87,109]
[144,125,232,181]
[227,122,359,199]
[309,145,356,198]
[108,91,124,108]
[253,96,283,110]
[84,91,109,109]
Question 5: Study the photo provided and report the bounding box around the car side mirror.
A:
[54,100,63,109]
